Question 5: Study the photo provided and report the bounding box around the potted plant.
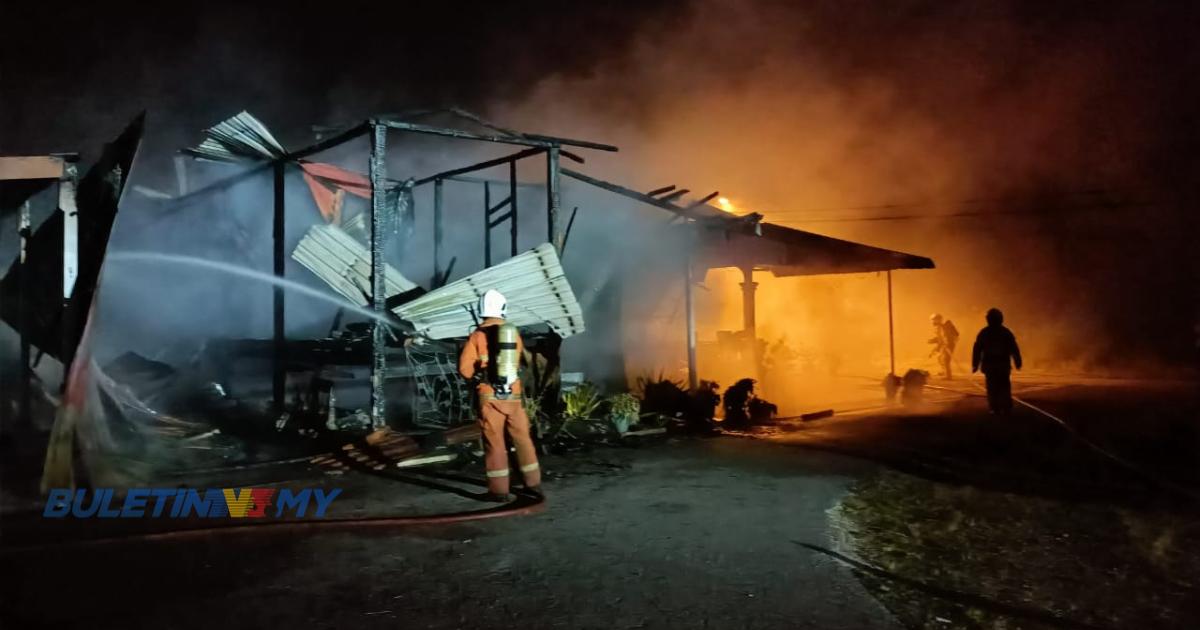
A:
[608,393,641,434]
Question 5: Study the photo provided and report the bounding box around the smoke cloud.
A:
[487,0,1200,409]
[6,0,1199,417]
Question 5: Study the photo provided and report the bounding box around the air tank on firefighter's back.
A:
[496,323,521,387]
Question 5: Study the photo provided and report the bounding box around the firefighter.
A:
[458,289,542,502]
[928,313,960,379]
[971,308,1023,414]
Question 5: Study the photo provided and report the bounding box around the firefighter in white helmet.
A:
[458,289,542,501]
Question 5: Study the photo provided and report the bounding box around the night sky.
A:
[0,1,683,157]
[3,0,1199,363]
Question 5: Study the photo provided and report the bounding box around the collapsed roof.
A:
[294,225,586,340]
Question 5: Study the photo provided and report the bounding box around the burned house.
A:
[3,109,935,485]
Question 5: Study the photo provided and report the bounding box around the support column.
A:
[60,162,79,367]
[509,160,518,257]
[887,270,896,376]
[272,162,286,415]
[17,199,31,428]
[368,123,389,429]
[740,266,758,338]
[546,146,562,253]
[740,265,761,380]
[433,178,443,285]
[483,181,492,267]
[685,242,698,391]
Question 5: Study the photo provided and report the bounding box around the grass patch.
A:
[830,471,1200,629]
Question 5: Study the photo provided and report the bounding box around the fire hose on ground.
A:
[0,489,545,555]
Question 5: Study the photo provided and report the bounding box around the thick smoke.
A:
[487,0,1200,409]
[6,0,1198,418]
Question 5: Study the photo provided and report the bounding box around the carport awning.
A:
[695,221,934,276]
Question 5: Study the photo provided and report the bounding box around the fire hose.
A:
[0,489,545,555]
[924,374,1200,503]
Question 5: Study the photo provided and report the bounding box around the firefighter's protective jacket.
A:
[458,317,526,399]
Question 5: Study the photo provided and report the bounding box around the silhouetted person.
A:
[971,308,1022,414]
[928,313,960,379]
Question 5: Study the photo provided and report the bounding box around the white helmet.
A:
[479,289,508,319]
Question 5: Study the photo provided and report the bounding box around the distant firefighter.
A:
[971,308,1023,414]
[927,313,960,379]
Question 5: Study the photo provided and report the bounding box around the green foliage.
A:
[523,393,548,437]
[607,392,641,434]
[634,372,690,420]
[562,381,602,420]
[608,393,640,417]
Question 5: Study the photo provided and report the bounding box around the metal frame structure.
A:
[0,155,79,428]
[169,110,617,429]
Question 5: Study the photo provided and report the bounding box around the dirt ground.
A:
[0,438,901,630]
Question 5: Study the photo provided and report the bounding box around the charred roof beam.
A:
[377,118,618,153]
[560,167,762,230]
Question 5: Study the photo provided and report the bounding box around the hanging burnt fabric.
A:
[383,180,415,241]
[300,162,371,224]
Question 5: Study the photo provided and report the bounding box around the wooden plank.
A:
[395,453,457,468]
[0,156,64,181]
[685,191,721,209]
[658,189,690,203]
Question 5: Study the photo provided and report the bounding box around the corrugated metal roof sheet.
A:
[292,224,418,305]
[187,111,286,162]
[294,227,585,341]
[395,244,585,340]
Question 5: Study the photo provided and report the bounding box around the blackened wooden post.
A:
[368,123,389,429]
[17,199,31,427]
[272,162,286,415]
[484,181,492,267]
[59,162,79,373]
[509,160,518,256]
[433,178,444,283]
[546,146,562,252]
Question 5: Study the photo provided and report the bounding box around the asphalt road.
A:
[1,439,900,630]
